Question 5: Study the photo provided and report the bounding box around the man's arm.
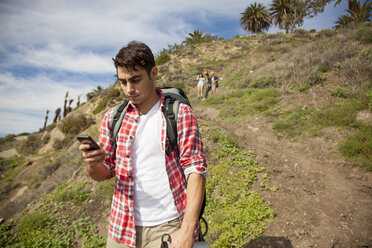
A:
[170,173,205,248]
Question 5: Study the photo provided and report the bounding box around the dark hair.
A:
[113,41,155,75]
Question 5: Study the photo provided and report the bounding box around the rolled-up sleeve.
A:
[99,108,116,179]
[177,103,208,179]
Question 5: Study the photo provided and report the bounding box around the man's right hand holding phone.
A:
[78,140,109,181]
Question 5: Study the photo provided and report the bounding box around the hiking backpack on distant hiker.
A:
[109,86,209,244]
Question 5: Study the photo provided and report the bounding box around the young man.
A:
[79,41,207,248]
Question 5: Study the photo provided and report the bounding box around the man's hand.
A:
[170,227,194,248]
[79,142,108,181]
[169,173,205,248]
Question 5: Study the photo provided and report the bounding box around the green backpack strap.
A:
[110,101,129,151]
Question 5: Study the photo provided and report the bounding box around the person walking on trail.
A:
[196,73,206,100]
[79,41,207,248]
[202,71,212,100]
[210,72,219,95]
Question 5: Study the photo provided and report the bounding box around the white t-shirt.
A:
[131,101,179,226]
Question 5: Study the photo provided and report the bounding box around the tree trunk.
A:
[43,110,49,131]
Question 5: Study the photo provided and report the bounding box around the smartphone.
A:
[76,135,101,151]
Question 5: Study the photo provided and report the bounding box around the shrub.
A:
[102,86,120,99]
[337,55,372,91]
[330,86,351,98]
[93,98,109,115]
[59,113,94,135]
[53,139,63,150]
[17,133,42,155]
[46,122,57,132]
[155,50,171,65]
[86,86,103,100]
[47,182,91,205]
[0,156,25,182]
[367,90,372,111]
[352,23,372,44]
[0,134,15,144]
[0,220,14,246]
[293,28,310,38]
[316,29,335,38]
[250,75,278,88]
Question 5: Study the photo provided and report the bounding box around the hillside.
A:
[1,23,371,247]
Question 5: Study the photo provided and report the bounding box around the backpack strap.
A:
[110,101,129,151]
[164,96,180,156]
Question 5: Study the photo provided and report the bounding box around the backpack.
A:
[109,86,191,154]
[109,86,208,240]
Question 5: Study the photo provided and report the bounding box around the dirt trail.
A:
[195,105,372,248]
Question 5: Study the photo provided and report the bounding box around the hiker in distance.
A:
[210,72,219,95]
[79,41,208,248]
[202,70,212,101]
[196,73,206,100]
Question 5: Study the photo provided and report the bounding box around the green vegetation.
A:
[273,97,372,169]
[339,123,372,170]
[0,156,25,183]
[17,133,43,155]
[1,212,105,248]
[46,181,91,205]
[155,49,171,65]
[93,86,121,114]
[202,88,280,121]
[60,113,94,136]
[96,177,115,201]
[352,22,372,44]
[0,134,16,151]
[204,128,275,247]
[0,180,105,247]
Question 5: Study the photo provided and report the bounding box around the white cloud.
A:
[14,43,114,74]
[0,110,45,135]
[0,72,98,135]
[0,72,95,111]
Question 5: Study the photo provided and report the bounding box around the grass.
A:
[273,96,372,170]
[0,156,26,183]
[1,211,105,248]
[202,88,280,121]
[204,128,275,247]
[0,180,106,247]
[46,181,91,205]
[339,123,372,171]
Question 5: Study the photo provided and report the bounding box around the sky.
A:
[0,0,349,137]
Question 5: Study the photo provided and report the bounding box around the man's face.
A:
[117,65,158,107]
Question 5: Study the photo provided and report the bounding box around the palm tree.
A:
[43,110,49,131]
[346,0,372,24]
[53,108,61,123]
[240,2,272,34]
[334,0,357,10]
[335,0,371,27]
[270,0,294,34]
[334,15,353,28]
[185,30,204,45]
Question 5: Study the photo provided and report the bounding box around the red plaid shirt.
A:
[99,88,207,247]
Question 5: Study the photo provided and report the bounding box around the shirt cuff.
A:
[184,166,208,179]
